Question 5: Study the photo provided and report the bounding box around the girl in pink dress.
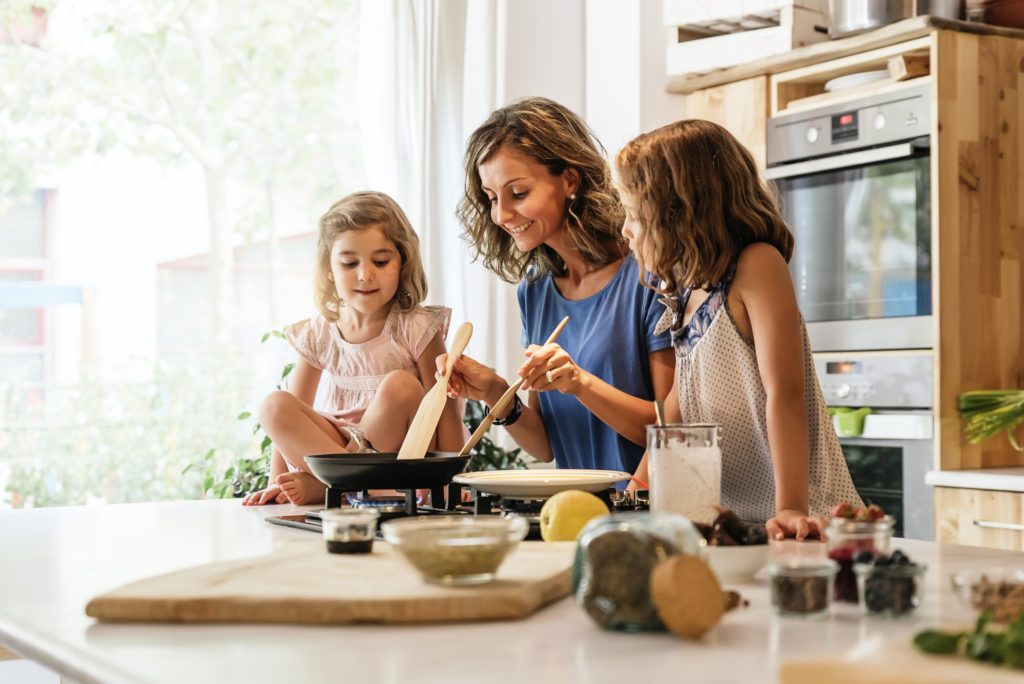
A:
[242,191,465,506]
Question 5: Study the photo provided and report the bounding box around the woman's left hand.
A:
[766,509,826,542]
[519,343,582,394]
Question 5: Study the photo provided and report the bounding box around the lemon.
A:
[539,489,610,542]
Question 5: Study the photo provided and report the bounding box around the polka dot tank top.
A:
[656,282,862,523]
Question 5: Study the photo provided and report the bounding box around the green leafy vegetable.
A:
[957,390,1024,451]
[913,612,1024,670]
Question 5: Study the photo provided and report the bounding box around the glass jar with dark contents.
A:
[825,515,893,603]
[321,508,379,554]
[854,549,927,618]
[572,511,707,632]
[766,558,838,619]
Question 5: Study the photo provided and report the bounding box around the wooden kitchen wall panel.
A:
[935,486,1024,550]
[683,75,769,169]
[934,29,1024,470]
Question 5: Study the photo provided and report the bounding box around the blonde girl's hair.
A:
[314,191,428,321]
[456,96,626,284]
[614,118,794,295]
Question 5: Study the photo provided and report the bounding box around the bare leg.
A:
[359,370,429,451]
[259,390,352,472]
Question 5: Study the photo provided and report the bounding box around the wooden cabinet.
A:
[935,486,1024,550]
[682,76,770,169]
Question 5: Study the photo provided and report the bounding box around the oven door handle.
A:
[765,142,917,180]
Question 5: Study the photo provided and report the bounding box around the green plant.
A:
[462,399,533,471]
[186,329,293,499]
[958,390,1024,451]
[914,611,1024,669]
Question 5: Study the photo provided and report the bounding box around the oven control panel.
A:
[766,81,931,167]
[813,353,933,409]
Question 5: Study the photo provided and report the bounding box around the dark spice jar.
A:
[766,558,838,619]
[572,511,707,631]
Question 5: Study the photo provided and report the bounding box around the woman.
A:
[438,97,674,479]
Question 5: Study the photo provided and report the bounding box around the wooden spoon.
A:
[396,322,473,460]
[457,316,569,458]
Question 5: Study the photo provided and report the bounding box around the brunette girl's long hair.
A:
[615,119,793,295]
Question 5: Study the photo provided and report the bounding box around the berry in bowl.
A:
[854,549,927,618]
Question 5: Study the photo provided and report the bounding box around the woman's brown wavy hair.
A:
[314,191,428,321]
[614,119,793,295]
[457,97,626,284]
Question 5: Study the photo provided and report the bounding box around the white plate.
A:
[824,69,891,92]
[452,469,631,499]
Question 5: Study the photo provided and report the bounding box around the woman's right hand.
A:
[241,484,288,506]
[435,352,503,404]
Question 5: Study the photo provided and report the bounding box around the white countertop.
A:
[926,466,1024,492]
[1,499,1022,684]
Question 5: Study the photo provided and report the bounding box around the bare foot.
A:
[241,485,287,506]
[276,472,327,506]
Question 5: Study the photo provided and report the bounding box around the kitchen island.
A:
[1,499,1021,684]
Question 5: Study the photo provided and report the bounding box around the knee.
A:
[376,370,425,409]
[259,390,297,432]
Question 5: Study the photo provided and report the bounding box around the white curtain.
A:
[357,0,523,381]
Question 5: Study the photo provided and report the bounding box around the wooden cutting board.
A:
[85,540,576,625]
[779,634,1024,684]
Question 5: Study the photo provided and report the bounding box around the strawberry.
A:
[854,507,874,522]
[830,502,855,519]
[866,504,885,521]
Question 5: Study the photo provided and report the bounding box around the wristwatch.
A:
[490,393,523,426]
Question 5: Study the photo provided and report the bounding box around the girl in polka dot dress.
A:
[615,119,861,541]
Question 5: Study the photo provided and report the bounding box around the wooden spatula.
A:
[396,321,473,460]
[457,316,568,458]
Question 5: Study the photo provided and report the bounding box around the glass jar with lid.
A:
[824,514,894,602]
[572,511,706,632]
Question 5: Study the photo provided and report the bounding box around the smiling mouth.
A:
[508,221,533,235]
[354,289,378,295]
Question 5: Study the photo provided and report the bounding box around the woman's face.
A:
[477,145,577,251]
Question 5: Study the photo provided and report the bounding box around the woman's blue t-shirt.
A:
[517,253,671,477]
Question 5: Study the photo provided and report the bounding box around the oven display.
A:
[831,111,858,142]
[826,361,863,374]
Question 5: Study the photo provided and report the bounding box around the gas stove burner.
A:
[345,493,411,514]
[499,498,546,515]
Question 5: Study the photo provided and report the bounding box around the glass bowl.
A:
[380,516,529,586]
[854,560,927,618]
[765,557,838,619]
[950,567,1024,624]
[707,544,769,584]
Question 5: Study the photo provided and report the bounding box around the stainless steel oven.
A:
[766,81,932,352]
[816,352,934,540]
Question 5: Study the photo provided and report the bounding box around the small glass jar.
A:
[573,511,707,632]
[854,561,927,618]
[824,515,893,603]
[321,508,379,554]
[766,557,838,619]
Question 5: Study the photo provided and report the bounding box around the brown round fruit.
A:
[650,555,724,640]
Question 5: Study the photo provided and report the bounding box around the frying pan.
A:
[305,452,469,491]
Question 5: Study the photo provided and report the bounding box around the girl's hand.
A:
[241,484,288,506]
[765,509,826,541]
[434,352,502,403]
[519,343,582,395]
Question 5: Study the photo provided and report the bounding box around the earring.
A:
[569,193,576,200]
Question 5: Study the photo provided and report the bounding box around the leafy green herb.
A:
[913,629,962,655]
[913,612,1024,670]
[958,390,1024,451]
